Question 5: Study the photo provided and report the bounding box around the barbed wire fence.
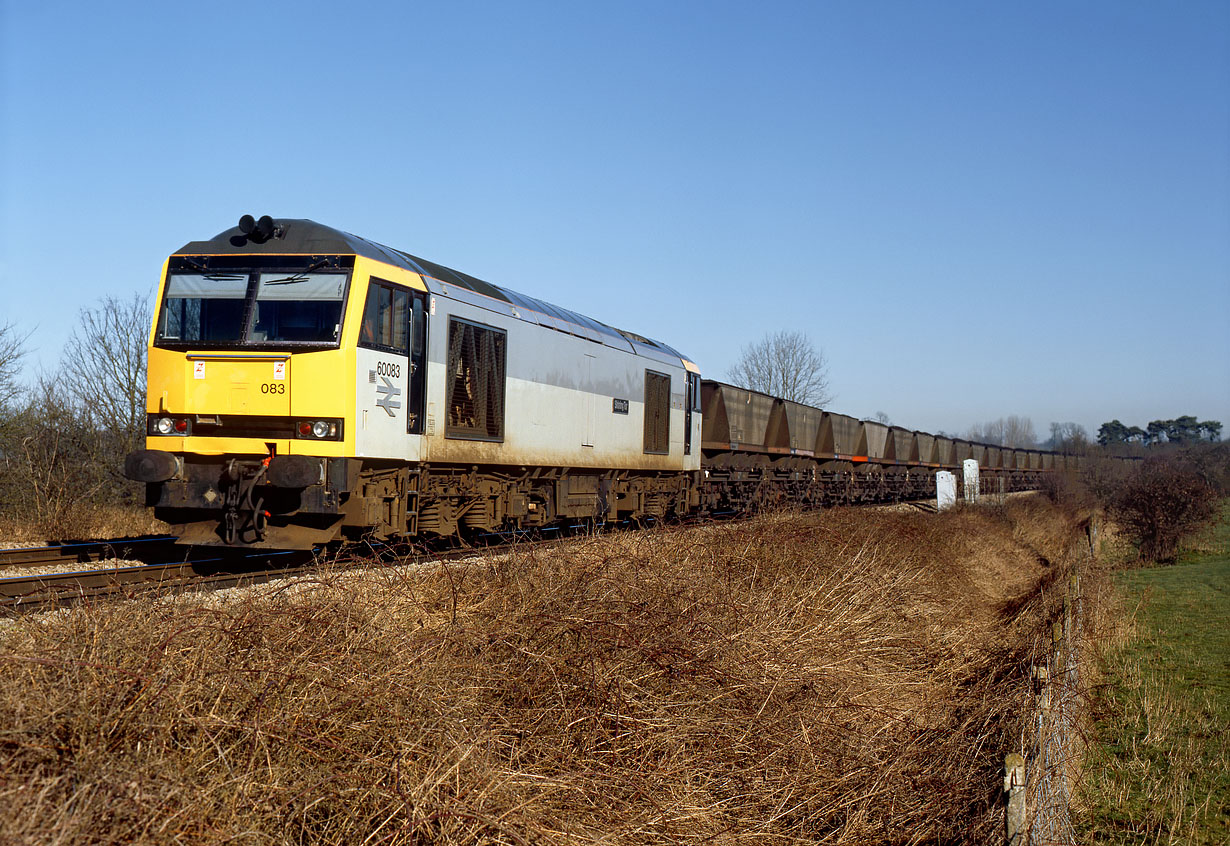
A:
[1005,518,1099,846]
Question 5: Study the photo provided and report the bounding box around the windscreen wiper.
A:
[264,260,328,285]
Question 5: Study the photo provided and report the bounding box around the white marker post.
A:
[963,459,980,502]
[936,471,957,511]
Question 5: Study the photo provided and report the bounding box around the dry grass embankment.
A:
[0,498,1087,844]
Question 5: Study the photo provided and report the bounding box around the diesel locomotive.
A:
[124,216,1076,549]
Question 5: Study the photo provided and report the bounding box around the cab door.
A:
[356,278,417,459]
[406,291,428,435]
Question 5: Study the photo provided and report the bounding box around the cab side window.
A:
[359,280,409,353]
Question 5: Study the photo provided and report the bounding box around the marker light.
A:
[295,419,341,440]
[150,417,190,436]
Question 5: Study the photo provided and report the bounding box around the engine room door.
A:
[582,353,596,447]
[684,373,696,455]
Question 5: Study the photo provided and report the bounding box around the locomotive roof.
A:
[175,218,693,367]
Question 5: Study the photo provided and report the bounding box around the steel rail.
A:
[0,537,544,613]
[0,536,179,570]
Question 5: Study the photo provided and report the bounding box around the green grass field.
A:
[1078,504,1230,843]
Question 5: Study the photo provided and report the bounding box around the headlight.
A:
[312,421,331,439]
[156,418,174,435]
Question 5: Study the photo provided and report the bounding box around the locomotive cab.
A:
[126,223,434,549]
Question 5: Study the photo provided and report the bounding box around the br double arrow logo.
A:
[375,376,402,417]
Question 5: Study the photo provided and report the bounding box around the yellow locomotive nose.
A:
[184,354,291,414]
[144,352,297,457]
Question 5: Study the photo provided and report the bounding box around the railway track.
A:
[0,536,179,570]
[0,542,318,611]
[0,532,546,613]
[0,496,968,613]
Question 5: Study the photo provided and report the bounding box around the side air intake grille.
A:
[445,318,507,442]
[643,370,670,455]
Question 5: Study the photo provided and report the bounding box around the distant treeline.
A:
[1098,416,1222,447]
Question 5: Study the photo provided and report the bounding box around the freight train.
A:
[123,217,1081,548]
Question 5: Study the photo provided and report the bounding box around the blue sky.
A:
[2,0,1227,438]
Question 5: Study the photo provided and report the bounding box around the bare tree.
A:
[965,419,1005,445]
[0,373,115,534]
[0,321,30,412]
[64,293,153,457]
[1047,421,1089,454]
[1111,456,1218,562]
[0,297,154,534]
[966,415,1037,448]
[1003,415,1037,448]
[872,411,891,425]
[728,330,832,407]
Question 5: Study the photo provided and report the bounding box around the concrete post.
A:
[1004,752,1026,846]
[936,471,957,510]
[1034,665,1050,723]
[963,459,980,502]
